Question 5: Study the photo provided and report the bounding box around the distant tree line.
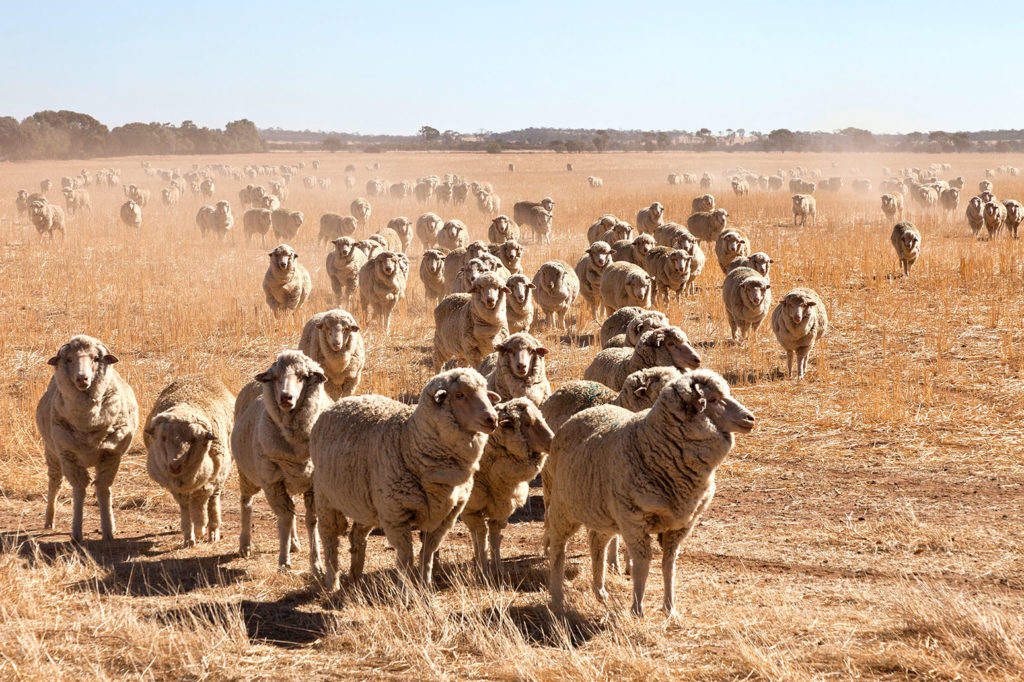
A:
[0,110,266,160]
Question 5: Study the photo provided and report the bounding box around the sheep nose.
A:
[484,414,497,430]
[279,394,295,408]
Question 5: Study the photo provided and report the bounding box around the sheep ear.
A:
[805,301,816,307]
[255,370,274,383]
[348,323,361,332]
[102,354,119,365]
[501,286,511,294]
[535,347,549,357]
[633,384,648,397]
[315,321,326,330]
[432,389,447,405]
[310,371,327,385]
[527,282,536,289]
[690,381,707,412]
[47,355,60,366]
[487,391,501,405]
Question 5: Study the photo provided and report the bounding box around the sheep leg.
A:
[382,522,416,581]
[348,522,371,583]
[94,456,120,541]
[622,532,653,618]
[659,529,685,617]
[43,451,62,530]
[797,347,810,379]
[545,508,579,614]
[606,535,621,573]
[263,480,296,568]
[786,350,794,378]
[317,506,346,591]
[303,490,324,577]
[238,474,260,557]
[190,494,209,546]
[60,455,90,542]
[206,490,222,542]
[487,519,507,577]
[462,511,489,576]
[419,503,465,586]
[176,495,195,547]
[588,530,614,604]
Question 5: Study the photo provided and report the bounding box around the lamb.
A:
[311,368,499,590]
[691,194,715,212]
[1004,200,1023,239]
[232,351,328,571]
[726,252,772,279]
[792,194,816,227]
[722,266,772,342]
[586,215,620,243]
[966,196,985,236]
[386,216,414,252]
[643,246,692,303]
[461,398,554,575]
[36,335,139,542]
[196,200,234,239]
[983,201,1007,239]
[487,215,520,243]
[319,213,358,244]
[438,219,469,251]
[890,221,921,276]
[584,326,701,390]
[350,198,372,229]
[771,288,828,379]
[416,212,444,250]
[600,261,653,313]
[119,199,143,229]
[271,209,304,240]
[326,237,368,308]
[358,251,408,333]
[635,202,665,234]
[531,261,580,329]
[420,249,448,305]
[433,272,510,367]
[575,241,614,319]
[545,369,755,616]
[714,228,751,273]
[504,273,536,334]
[940,188,960,213]
[298,309,365,400]
[144,376,234,547]
[599,307,671,348]
[540,366,683,433]
[480,332,551,406]
[612,234,656,266]
[29,199,66,237]
[686,209,729,242]
[488,239,524,275]
[881,193,904,222]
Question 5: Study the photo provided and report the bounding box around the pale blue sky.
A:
[4,1,1022,134]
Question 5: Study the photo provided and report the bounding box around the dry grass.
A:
[0,151,1022,680]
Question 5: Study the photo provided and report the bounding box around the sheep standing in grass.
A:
[600,261,652,313]
[299,309,365,399]
[586,215,620,243]
[546,369,755,616]
[541,366,682,433]
[691,194,715,212]
[584,326,701,390]
[433,272,510,367]
[984,201,1007,239]
[443,241,489,289]
[600,307,670,348]
[438,219,469,251]
[597,221,633,245]
[326,237,368,308]
[244,208,273,242]
[792,194,816,227]
[232,351,327,571]
[966,196,985,237]
[120,199,143,229]
[29,199,66,237]
[612,234,656,266]
[311,369,499,590]
[644,247,692,303]
[196,200,234,239]
[319,213,358,244]
[636,202,665,234]
[575,241,614,320]
[358,251,408,333]
[727,253,772,279]
[264,244,311,316]
[531,261,580,330]
[488,239,524,275]
[420,249,447,305]
[416,212,444,250]
[940,188,960,213]
[771,288,828,379]
[722,267,771,342]
[36,335,139,542]
[386,217,414,253]
[351,198,371,230]
[144,376,234,547]
[462,398,553,576]
[714,228,751,273]
[271,209,304,240]
[890,222,921,276]
[481,332,551,405]
[686,209,728,243]
[488,215,520,243]
[505,273,536,333]
[881,193,904,222]
[1004,200,1023,239]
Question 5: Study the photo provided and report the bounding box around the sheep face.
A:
[466,241,488,260]
[423,250,445,274]
[980,191,995,204]
[674,231,698,254]
[721,233,746,258]
[650,202,664,219]
[461,259,488,288]
[269,245,297,272]
[492,216,512,236]
[540,197,555,212]
[494,399,554,467]
[48,335,118,392]
[667,371,755,436]
[541,267,567,295]
[748,253,772,277]
[496,334,548,379]
[332,237,356,258]
[446,222,464,240]
[644,327,701,370]
[611,223,633,242]
[782,293,817,326]
[712,209,728,228]
[316,312,359,352]
[256,352,326,413]
[216,201,231,218]
[500,241,522,266]
[901,232,920,252]
[626,272,652,303]
[470,273,509,311]
[634,234,656,257]
[670,250,691,273]
[506,275,535,305]
[881,195,894,210]
[376,252,401,278]
[587,241,613,268]
[969,196,983,212]
[146,415,214,476]
[740,279,770,308]
[426,370,499,434]
[626,312,670,346]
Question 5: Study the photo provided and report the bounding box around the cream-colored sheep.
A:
[1004,200,1023,239]
[940,188,960,213]
[652,222,692,249]
[966,196,985,236]
[722,266,772,342]
[358,251,408,333]
[433,272,510,367]
[600,261,653,312]
[450,258,493,294]
[264,244,311,315]
[635,202,665,234]
[771,288,828,379]
[545,369,755,616]
[36,335,139,541]
[643,246,692,303]
[612,234,656,266]
[420,249,448,305]
[586,215,620,243]
[443,241,489,289]
[588,176,604,187]
[29,199,66,237]
[481,332,551,406]
[488,215,521,243]
[354,238,384,261]
[980,179,993,193]
[531,261,580,329]
[232,351,328,571]
[488,239,524,275]
[311,369,499,590]
[319,213,358,244]
[119,199,143,229]
[714,228,751,273]
[983,201,1007,239]
[298,309,365,399]
[271,209,304,240]
[575,241,614,320]
[541,366,682,433]
[62,187,91,215]
[462,398,553,575]
[686,208,728,242]
[244,208,273,242]
[505,273,536,334]
[350,198,372,230]
[438,219,469,251]
[374,226,404,253]
[144,376,234,547]
[881,193,904,222]
[597,222,633,245]
[792,194,816,227]
[890,221,921,275]
[326,237,368,308]
[416,212,444,250]
[600,308,668,349]
[196,200,234,239]
[731,178,749,196]
[583,326,701,390]
[386,216,414,252]
[726,252,772,279]
[691,194,715,212]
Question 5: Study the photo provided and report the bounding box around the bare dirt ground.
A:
[0,151,1022,680]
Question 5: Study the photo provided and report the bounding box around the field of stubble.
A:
[0,151,1022,680]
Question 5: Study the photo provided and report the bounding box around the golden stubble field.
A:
[0,151,1022,680]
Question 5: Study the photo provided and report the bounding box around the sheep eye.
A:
[455,392,465,399]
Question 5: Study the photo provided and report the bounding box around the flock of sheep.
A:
[21,156,1018,617]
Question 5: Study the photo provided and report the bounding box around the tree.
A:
[767,128,797,152]
[549,139,567,153]
[321,135,343,152]
[593,130,610,152]
[642,132,656,153]
[656,131,670,150]
[419,126,440,142]
[441,129,460,146]
[696,127,712,138]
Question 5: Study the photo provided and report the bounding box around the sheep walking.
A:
[714,229,751,273]
[244,208,273,242]
[488,215,520,243]
[541,366,682,433]
[600,307,670,348]
[29,199,66,237]
[531,261,579,330]
[298,309,365,399]
[264,244,311,316]
[319,213,359,244]
[351,198,372,230]
[489,239,524,275]
[480,332,551,406]
[1004,200,1023,239]
[416,212,444,250]
[36,336,139,542]
[600,261,653,313]
[433,272,510,368]
[420,249,447,306]
[271,209,304,240]
[505,273,536,334]
[196,200,234,239]
[983,201,1007,239]
[120,199,143,229]
[792,194,816,227]
[722,266,772,342]
[635,202,665,234]
[643,246,692,303]
[966,196,985,237]
[583,326,701,390]
[771,288,828,379]
[575,242,614,320]
[438,219,469,251]
[326,237,368,308]
[686,209,728,243]
[612,234,656,266]
[691,194,714,212]
[358,251,408,333]
[890,221,921,276]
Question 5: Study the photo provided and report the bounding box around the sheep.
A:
[435,182,455,205]
[588,176,604,187]
[311,368,499,590]
[983,201,1007,239]
[575,241,614,319]
[722,266,772,342]
[442,241,489,288]
[505,273,536,334]
[264,244,311,316]
[979,190,995,204]
[545,369,755,617]
[29,199,66,237]
[667,173,682,185]
[358,251,408,333]
[635,202,665,234]
[350,198,372,229]
[686,208,729,242]
[890,221,921,276]
[390,181,410,200]
[771,288,828,379]
[731,179,750,196]
[374,226,405,253]
[325,237,367,308]
[612,233,656,266]
[36,335,139,542]
[599,307,671,348]
[652,222,692,249]
[726,252,772,279]
[196,200,234,239]
[433,272,510,367]
[541,366,683,433]
[643,247,692,303]
[584,326,701,390]
[420,249,448,306]
[15,189,29,216]
[271,209,304,240]
[319,213,358,244]
[415,212,444,250]
[366,179,385,198]
[980,179,993,193]
[144,376,234,547]
[62,187,91,215]
[199,178,215,199]
[714,228,751,273]
[450,257,494,294]
[531,261,580,330]
[438,219,469,251]
[476,189,501,214]
[355,238,384,260]
[40,178,52,193]
[1003,200,1023,239]
[162,186,182,206]
[298,309,365,400]
[461,398,553,575]
[597,222,633,245]
[119,200,143,229]
[488,239,524,275]
[586,215,620,243]
[481,332,551,405]
[691,194,715,212]
[600,261,653,313]
[125,184,151,206]
[232,351,328,571]
[966,196,985,237]
[700,173,714,190]
[386,216,414,252]
[881,193,904,222]
[487,215,520,243]
[520,206,554,244]
[940,188,960,213]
